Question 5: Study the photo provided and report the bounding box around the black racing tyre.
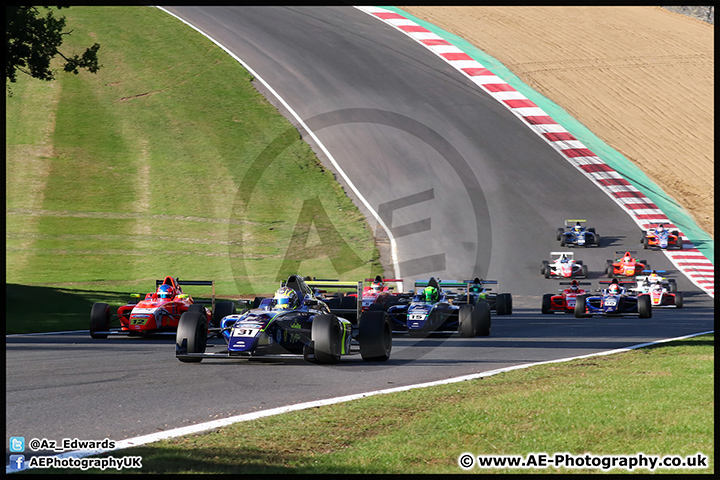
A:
[668,279,677,293]
[496,293,512,315]
[188,304,205,314]
[588,227,596,234]
[367,303,386,312]
[638,295,652,319]
[474,300,491,336]
[640,230,647,243]
[458,305,475,338]
[574,295,588,318]
[560,236,566,246]
[90,303,110,339]
[312,314,342,364]
[358,310,392,361]
[581,265,589,278]
[541,294,553,314]
[541,260,549,275]
[324,297,341,310]
[544,266,551,279]
[176,311,207,363]
[340,295,357,309]
[594,233,601,246]
[642,236,649,249]
[675,292,683,309]
[556,228,564,241]
[212,301,236,328]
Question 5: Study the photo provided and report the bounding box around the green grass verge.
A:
[25,334,713,474]
[6,6,382,333]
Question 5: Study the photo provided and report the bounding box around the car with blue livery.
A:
[175,275,392,364]
[557,219,600,247]
[385,278,491,337]
[574,278,652,318]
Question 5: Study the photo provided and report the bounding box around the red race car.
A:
[541,280,592,314]
[641,224,682,250]
[605,251,650,278]
[90,276,236,338]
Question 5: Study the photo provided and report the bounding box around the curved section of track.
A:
[5,6,713,459]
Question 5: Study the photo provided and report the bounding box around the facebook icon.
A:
[9,455,25,471]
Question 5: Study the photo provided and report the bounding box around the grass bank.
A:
[28,334,713,474]
[5,6,381,333]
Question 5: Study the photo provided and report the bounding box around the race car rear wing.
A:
[564,219,586,226]
[614,250,638,255]
[305,280,363,322]
[558,281,592,285]
[550,251,575,258]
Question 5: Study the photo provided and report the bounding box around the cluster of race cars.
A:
[87,221,684,363]
[89,274,513,364]
[541,220,684,318]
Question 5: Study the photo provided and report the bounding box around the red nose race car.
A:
[541,280,592,314]
[90,276,236,339]
[605,251,650,278]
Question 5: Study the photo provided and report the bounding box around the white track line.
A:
[7,330,712,473]
[156,7,402,288]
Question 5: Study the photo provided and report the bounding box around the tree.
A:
[6,6,101,89]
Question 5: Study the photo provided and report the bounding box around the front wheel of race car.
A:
[90,303,110,339]
[574,295,589,318]
[473,300,491,336]
[674,292,683,309]
[458,305,474,338]
[312,314,342,364]
[358,310,392,361]
[496,293,512,315]
[176,311,207,363]
[638,295,652,319]
[541,260,549,275]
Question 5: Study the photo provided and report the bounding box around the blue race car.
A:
[175,275,392,364]
[386,278,491,336]
[557,219,600,247]
[574,279,652,318]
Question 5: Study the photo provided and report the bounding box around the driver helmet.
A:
[560,254,569,263]
[570,280,579,292]
[574,223,582,232]
[423,285,439,303]
[656,224,665,233]
[608,284,619,295]
[157,284,174,299]
[371,281,384,293]
[273,286,298,310]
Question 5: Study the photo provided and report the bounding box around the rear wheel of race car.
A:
[642,236,649,249]
[668,279,677,293]
[312,314,342,364]
[541,260,549,275]
[496,293,512,315]
[593,233,601,246]
[544,266,551,279]
[358,310,392,361]
[474,300,491,336]
[638,295,652,319]
[541,294,553,314]
[90,303,110,339]
[581,265,589,278]
[176,311,207,363]
[574,295,588,318]
[188,304,205,314]
[458,305,475,338]
[674,292,683,309]
[212,301,236,328]
[556,228,564,241]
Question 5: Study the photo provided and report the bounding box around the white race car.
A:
[541,252,588,279]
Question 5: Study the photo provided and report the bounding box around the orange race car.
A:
[90,276,236,339]
[641,224,682,250]
[605,251,650,278]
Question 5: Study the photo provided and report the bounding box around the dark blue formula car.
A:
[574,279,652,318]
[557,219,600,247]
[386,278,491,336]
[175,275,392,364]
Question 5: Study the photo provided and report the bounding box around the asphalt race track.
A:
[6,6,714,459]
